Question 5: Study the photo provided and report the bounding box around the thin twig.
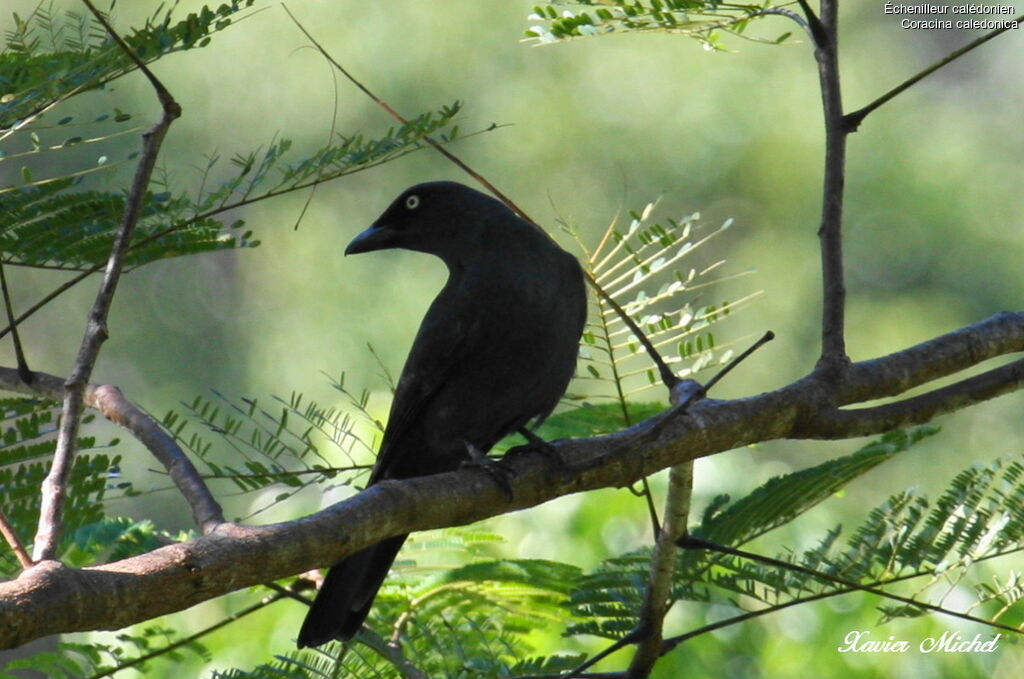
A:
[703,330,775,394]
[0,509,33,570]
[0,268,92,341]
[281,4,530,223]
[844,14,1024,131]
[809,0,848,375]
[86,590,289,679]
[33,1,182,561]
[0,261,31,382]
[629,331,775,448]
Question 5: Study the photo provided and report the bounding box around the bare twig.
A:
[844,14,1024,131]
[0,509,33,570]
[625,331,775,449]
[0,261,31,382]
[32,1,183,561]
[0,268,92,342]
[809,0,848,375]
[85,589,289,679]
[281,4,531,224]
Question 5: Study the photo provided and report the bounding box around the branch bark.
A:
[2,312,1022,648]
[810,0,849,374]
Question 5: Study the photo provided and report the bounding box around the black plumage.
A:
[297,181,587,648]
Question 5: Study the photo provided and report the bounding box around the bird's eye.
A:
[405,195,420,210]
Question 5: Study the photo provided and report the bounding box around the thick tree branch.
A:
[837,311,1024,403]
[3,312,1022,647]
[0,367,224,532]
[797,357,1024,439]
[32,1,182,561]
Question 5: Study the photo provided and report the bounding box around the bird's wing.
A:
[368,310,474,483]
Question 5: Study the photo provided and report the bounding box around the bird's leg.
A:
[461,440,516,500]
[504,427,569,472]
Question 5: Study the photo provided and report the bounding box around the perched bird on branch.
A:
[297,181,587,648]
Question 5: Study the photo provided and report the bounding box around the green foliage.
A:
[557,432,1024,649]
[569,201,756,413]
[223,529,587,679]
[693,426,941,548]
[0,177,255,271]
[1,1,256,130]
[676,449,1024,631]
[524,1,793,49]
[0,397,129,575]
[2,3,466,280]
[63,516,189,568]
[163,383,379,519]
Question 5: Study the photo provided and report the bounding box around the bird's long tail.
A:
[297,534,408,648]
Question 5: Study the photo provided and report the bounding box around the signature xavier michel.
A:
[838,630,1001,654]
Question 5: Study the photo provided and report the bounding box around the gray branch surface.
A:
[1,312,1022,647]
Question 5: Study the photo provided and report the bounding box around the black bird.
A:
[297,181,587,648]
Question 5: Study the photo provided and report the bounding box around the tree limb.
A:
[2,312,1022,648]
[810,0,849,374]
[797,357,1024,439]
[625,462,692,678]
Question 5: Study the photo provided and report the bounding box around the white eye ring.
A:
[405,195,420,210]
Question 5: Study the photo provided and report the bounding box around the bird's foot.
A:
[504,427,570,474]
[462,441,516,500]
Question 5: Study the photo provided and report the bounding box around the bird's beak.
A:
[345,223,395,256]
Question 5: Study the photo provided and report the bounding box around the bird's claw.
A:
[504,427,570,475]
[462,441,516,500]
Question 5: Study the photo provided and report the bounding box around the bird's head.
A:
[345,181,511,262]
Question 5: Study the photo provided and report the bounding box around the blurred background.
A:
[2,1,1022,676]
